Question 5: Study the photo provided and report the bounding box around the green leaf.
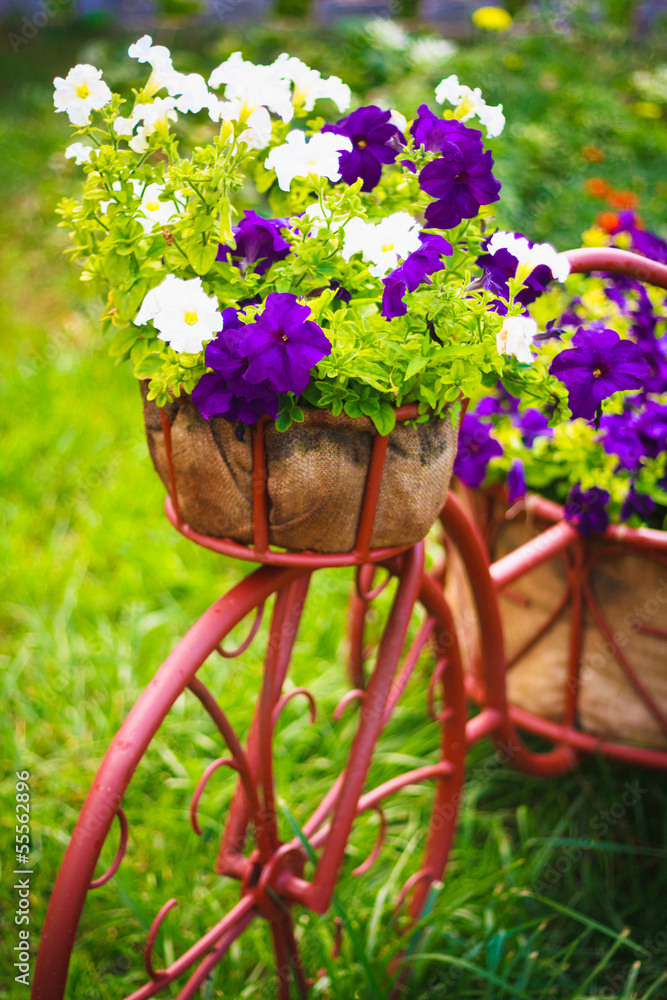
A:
[193,214,216,235]
[275,412,291,432]
[185,240,218,276]
[108,326,138,358]
[359,397,380,416]
[254,163,276,194]
[372,403,396,436]
[134,353,165,379]
[405,356,428,380]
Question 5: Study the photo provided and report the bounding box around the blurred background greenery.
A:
[1,4,667,998]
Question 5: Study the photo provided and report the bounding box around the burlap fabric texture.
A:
[142,385,459,554]
[446,490,667,749]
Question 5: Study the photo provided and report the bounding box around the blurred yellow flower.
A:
[502,54,524,71]
[581,225,610,248]
[472,6,513,31]
[633,101,662,119]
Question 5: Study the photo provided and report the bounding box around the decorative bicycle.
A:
[32,248,667,1000]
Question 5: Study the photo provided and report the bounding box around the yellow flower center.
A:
[292,84,307,108]
[381,242,395,252]
[76,83,90,100]
[456,95,477,119]
[184,311,198,326]
[145,199,160,213]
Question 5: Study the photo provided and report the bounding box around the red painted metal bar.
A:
[564,246,667,289]
[32,564,306,1000]
[355,433,390,558]
[412,570,467,917]
[305,763,453,854]
[346,587,368,689]
[252,417,270,555]
[563,545,585,728]
[490,519,579,591]
[89,808,128,888]
[216,574,311,875]
[123,896,256,1000]
[508,704,667,771]
[292,545,425,913]
[258,584,310,858]
[526,492,667,553]
[165,495,411,567]
[187,677,262,833]
[465,707,502,746]
[174,907,256,1000]
[440,492,578,776]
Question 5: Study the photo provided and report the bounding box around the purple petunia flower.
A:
[477,234,552,315]
[620,483,655,522]
[507,458,526,504]
[419,122,501,231]
[636,400,667,459]
[192,370,280,423]
[321,105,404,192]
[243,292,332,395]
[611,212,667,266]
[599,411,644,472]
[410,104,477,154]
[564,483,610,538]
[549,326,650,421]
[515,407,553,446]
[217,210,291,276]
[381,232,452,319]
[192,308,281,423]
[453,414,503,487]
[475,382,519,418]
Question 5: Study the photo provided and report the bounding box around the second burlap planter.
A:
[142,387,459,554]
[447,489,667,750]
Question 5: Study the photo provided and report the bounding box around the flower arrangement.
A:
[456,215,667,534]
[54,39,573,443]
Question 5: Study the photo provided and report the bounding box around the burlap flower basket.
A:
[446,489,667,749]
[141,386,459,554]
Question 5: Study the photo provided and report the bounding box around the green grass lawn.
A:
[1,18,667,1000]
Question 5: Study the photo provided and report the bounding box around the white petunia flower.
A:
[166,72,212,114]
[408,37,457,71]
[272,54,351,113]
[496,316,538,364]
[208,97,272,150]
[128,34,172,67]
[486,232,570,284]
[342,212,422,278]
[65,142,94,164]
[128,35,177,97]
[434,74,505,138]
[53,64,112,126]
[114,97,178,153]
[209,52,294,123]
[135,275,223,354]
[389,109,407,133]
[137,183,178,232]
[366,18,410,51]
[265,130,353,192]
